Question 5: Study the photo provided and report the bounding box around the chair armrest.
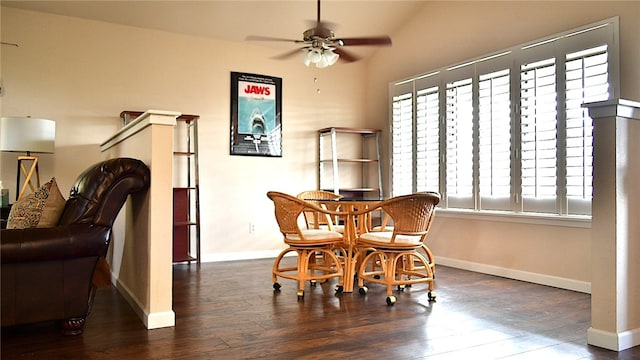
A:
[0,224,110,263]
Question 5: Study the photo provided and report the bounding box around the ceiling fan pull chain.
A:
[314,74,321,95]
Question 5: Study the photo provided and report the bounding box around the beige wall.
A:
[366,1,640,291]
[0,6,368,262]
[431,216,591,287]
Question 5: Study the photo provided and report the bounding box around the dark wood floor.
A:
[2,257,639,359]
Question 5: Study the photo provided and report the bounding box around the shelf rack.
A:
[318,127,382,199]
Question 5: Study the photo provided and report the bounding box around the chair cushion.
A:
[319,224,345,233]
[6,178,66,229]
[285,229,343,245]
[371,225,393,232]
[359,231,422,248]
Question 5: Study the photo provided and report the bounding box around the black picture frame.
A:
[230,71,282,157]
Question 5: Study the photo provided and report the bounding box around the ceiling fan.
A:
[246,0,392,68]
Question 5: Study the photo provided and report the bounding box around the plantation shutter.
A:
[478,68,512,210]
[445,78,474,208]
[389,18,616,216]
[391,92,414,196]
[520,57,558,213]
[564,44,608,215]
[416,86,440,193]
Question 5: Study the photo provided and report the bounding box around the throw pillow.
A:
[38,178,66,227]
[6,177,66,229]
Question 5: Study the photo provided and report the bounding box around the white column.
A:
[101,109,180,329]
[585,99,640,351]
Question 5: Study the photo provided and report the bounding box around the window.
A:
[389,18,618,217]
[445,78,474,206]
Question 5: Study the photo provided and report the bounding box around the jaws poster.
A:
[230,72,282,157]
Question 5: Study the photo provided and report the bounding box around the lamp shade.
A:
[0,117,56,153]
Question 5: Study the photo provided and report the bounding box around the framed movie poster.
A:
[230,71,282,157]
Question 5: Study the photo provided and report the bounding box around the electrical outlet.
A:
[249,223,256,233]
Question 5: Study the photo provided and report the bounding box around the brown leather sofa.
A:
[1,157,150,335]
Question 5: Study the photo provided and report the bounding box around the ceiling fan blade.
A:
[337,36,392,46]
[334,48,360,63]
[246,35,302,43]
[271,47,306,60]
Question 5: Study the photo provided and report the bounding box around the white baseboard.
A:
[436,256,592,294]
[113,276,176,330]
[146,311,176,330]
[199,249,286,263]
[588,327,640,351]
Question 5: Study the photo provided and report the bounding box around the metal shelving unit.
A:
[172,115,200,264]
[318,127,382,199]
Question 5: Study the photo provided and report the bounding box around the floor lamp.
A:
[0,117,56,201]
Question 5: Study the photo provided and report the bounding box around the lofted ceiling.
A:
[1,0,427,62]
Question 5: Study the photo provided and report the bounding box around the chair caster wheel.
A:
[373,275,381,279]
[297,290,304,300]
[310,280,317,287]
[397,285,406,291]
[386,295,397,306]
[428,291,436,302]
[273,282,281,291]
[359,286,368,295]
[335,285,343,293]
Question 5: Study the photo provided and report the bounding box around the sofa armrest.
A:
[0,224,110,263]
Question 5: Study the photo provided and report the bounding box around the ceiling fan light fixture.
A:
[316,55,330,68]
[247,0,392,67]
[304,48,321,66]
[303,57,312,67]
[303,48,340,68]
[324,49,339,66]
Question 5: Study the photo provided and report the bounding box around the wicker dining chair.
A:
[354,192,440,305]
[296,190,343,231]
[267,191,347,300]
[372,212,437,277]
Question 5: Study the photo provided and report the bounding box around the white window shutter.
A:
[445,78,474,208]
[479,69,512,210]
[520,58,558,213]
[416,86,440,194]
[565,45,608,215]
[392,93,414,196]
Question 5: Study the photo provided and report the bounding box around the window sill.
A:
[435,208,591,229]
